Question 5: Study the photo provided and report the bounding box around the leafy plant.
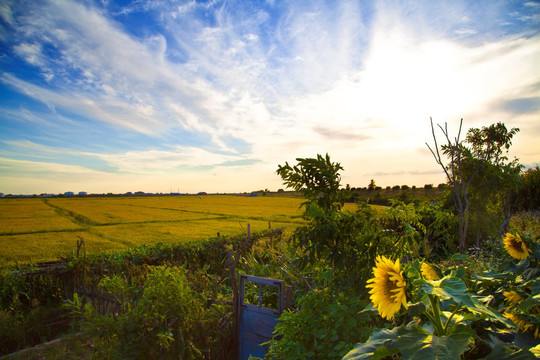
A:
[344,232,539,360]
[276,155,421,291]
[427,119,521,252]
[266,286,377,360]
[276,153,344,215]
[64,265,210,359]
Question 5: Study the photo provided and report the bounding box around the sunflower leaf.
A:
[342,327,400,360]
[421,277,512,327]
[393,331,472,360]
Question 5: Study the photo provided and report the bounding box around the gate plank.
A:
[239,274,285,360]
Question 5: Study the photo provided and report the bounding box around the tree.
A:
[368,179,376,191]
[276,153,344,214]
[427,118,473,253]
[427,119,521,252]
[464,122,521,237]
[515,166,540,211]
[276,154,392,288]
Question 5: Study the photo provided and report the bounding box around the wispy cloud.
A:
[1,0,539,193]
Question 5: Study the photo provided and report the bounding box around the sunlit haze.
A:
[1,0,539,195]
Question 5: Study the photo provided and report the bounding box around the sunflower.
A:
[421,262,440,280]
[503,233,531,260]
[366,256,408,320]
[503,290,524,307]
[504,312,540,339]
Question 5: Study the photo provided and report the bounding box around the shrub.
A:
[266,288,377,360]
[515,166,540,211]
[64,265,224,359]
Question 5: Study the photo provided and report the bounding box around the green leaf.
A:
[343,328,400,360]
[479,343,535,360]
[514,332,540,352]
[451,254,471,262]
[422,277,511,327]
[395,331,472,360]
[439,277,468,297]
[408,301,428,317]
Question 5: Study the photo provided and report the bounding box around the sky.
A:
[0,0,539,195]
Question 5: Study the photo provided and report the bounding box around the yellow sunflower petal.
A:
[365,255,407,320]
[503,233,531,260]
[421,262,440,280]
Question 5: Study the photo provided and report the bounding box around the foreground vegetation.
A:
[1,121,539,359]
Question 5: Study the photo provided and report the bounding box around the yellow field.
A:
[0,195,313,265]
[0,198,82,234]
[0,231,122,265]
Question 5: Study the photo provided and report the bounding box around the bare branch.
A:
[426,117,471,253]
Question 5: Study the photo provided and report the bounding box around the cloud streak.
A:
[0,0,539,194]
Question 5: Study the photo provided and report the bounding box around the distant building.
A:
[64,191,74,196]
[0,193,3,198]
[78,191,87,196]
[197,192,207,195]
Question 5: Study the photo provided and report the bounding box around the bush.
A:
[516,166,540,211]
[64,265,227,359]
[0,270,67,355]
[0,305,67,355]
[368,192,389,206]
[266,288,377,360]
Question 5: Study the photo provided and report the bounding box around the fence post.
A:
[268,222,273,248]
[227,248,240,360]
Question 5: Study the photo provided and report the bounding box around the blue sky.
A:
[1,0,539,194]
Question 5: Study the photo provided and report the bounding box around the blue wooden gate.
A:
[239,274,287,360]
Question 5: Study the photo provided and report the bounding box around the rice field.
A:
[0,195,324,265]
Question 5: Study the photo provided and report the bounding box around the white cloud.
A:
[13,42,44,66]
[96,146,249,175]
[1,140,252,177]
[1,0,539,193]
[0,156,106,177]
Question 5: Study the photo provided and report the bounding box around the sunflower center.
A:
[384,272,400,303]
[510,239,524,252]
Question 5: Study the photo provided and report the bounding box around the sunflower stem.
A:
[443,305,461,333]
[428,294,445,336]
